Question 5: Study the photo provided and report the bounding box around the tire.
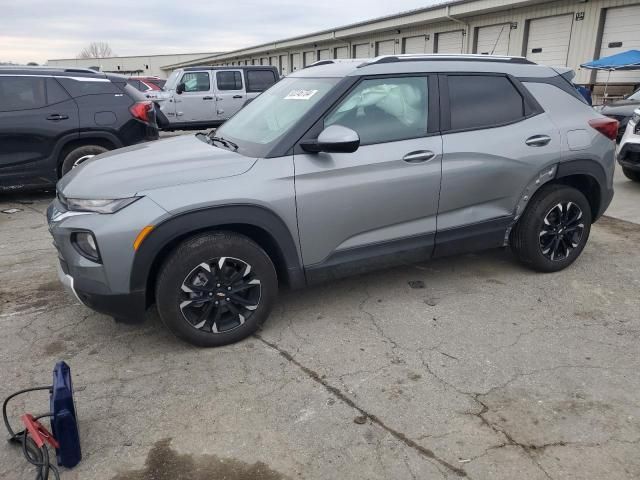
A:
[60,145,108,176]
[511,184,592,273]
[622,167,640,182]
[155,232,278,347]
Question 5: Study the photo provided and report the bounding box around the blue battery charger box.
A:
[49,361,81,468]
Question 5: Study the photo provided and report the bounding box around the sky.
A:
[0,0,443,64]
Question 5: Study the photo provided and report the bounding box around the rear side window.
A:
[216,71,243,91]
[56,77,121,97]
[0,76,46,111]
[46,78,71,105]
[246,70,277,92]
[181,72,211,92]
[447,75,525,131]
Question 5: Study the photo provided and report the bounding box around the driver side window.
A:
[181,72,210,93]
[324,76,428,145]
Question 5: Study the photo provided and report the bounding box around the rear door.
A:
[175,71,214,122]
[294,75,442,275]
[0,75,78,173]
[214,70,245,121]
[436,73,560,255]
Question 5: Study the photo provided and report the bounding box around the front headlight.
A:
[65,197,140,214]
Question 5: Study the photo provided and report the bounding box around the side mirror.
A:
[176,82,185,94]
[301,125,360,154]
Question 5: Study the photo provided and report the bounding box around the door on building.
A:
[436,30,464,53]
[291,53,302,72]
[279,55,289,75]
[175,71,214,122]
[334,46,349,59]
[376,40,396,56]
[475,24,511,55]
[403,35,428,54]
[214,70,245,121]
[353,43,370,58]
[596,5,640,84]
[318,49,331,61]
[525,14,573,66]
[304,51,316,67]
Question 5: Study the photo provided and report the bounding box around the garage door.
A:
[476,24,511,55]
[318,49,331,61]
[304,51,316,67]
[334,46,349,59]
[354,43,370,58]
[526,15,573,66]
[376,40,395,56]
[597,5,640,83]
[279,55,289,75]
[436,30,464,53]
[404,35,427,54]
[290,53,302,72]
[269,56,278,67]
[261,58,268,65]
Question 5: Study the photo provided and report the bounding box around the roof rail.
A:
[63,67,101,74]
[358,54,536,68]
[304,59,367,69]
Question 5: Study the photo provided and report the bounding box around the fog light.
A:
[72,232,100,262]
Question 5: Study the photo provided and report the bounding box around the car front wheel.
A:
[155,232,278,347]
[511,184,592,272]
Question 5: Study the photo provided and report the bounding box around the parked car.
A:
[48,55,616,347]
[617,108,640,182]
[596,87,640,141]
[0,66,159,190]
[157,66,279,129]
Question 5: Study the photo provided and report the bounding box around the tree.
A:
[78,42,114,59]
[27,62,39,66]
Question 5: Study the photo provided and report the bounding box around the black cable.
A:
[3,386,60,480]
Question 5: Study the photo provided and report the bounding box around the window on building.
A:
[216,71,243,90]
[324,76,428,145]
[447,75,525,131]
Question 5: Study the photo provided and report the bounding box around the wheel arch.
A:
[130,205,306,308]
[54,132,123,177]
[553,159,610,221]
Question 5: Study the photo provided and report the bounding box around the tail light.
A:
[588,117,619,141]
[129,101,153,123]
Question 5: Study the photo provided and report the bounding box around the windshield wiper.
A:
[208,133,238,151]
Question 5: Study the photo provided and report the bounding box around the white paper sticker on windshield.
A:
[284,89,318,100]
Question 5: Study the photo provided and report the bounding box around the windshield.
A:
[216,77,340,156]
[629,89,640,101]
[164,70,181,91]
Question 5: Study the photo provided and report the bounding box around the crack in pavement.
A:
[255,333,468,478]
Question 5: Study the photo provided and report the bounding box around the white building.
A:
[47,52,223,78]
[166,0,640,96]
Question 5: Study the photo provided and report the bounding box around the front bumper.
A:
[47,195,167,322]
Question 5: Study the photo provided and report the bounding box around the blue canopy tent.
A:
[581,50,640,101]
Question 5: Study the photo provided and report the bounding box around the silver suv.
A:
[48,55,617,347]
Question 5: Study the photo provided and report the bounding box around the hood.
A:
[58,134,257,198]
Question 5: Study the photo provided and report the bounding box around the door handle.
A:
[46,114,69,121]
[525,135,551,147]
[402,150,435,163]
[232,95,243,99]
[203,96,214,100]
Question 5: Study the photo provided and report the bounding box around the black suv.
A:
[0,67,159,190]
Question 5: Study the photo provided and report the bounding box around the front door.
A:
[174,71,214,123]
[214,70,246,121]
[293,75,442,279]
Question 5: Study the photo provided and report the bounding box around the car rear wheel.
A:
[622,167,640,182]
[155,232,278,347]
[511,184,591,273]
[60,145,108,176]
